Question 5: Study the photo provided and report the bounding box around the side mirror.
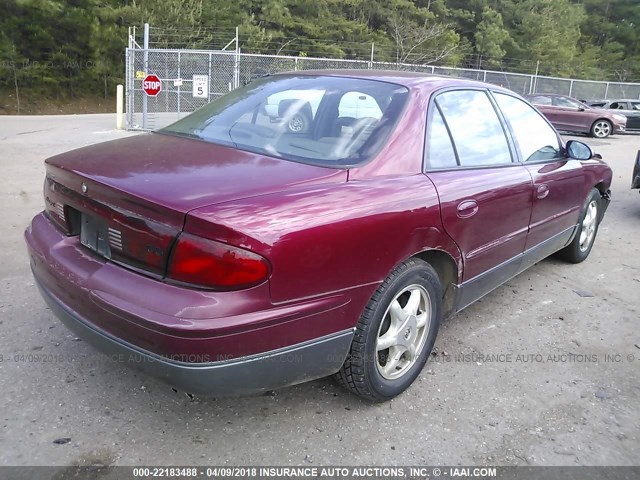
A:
[566,140,593,160]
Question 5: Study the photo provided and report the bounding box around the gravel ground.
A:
[0,114,639,467]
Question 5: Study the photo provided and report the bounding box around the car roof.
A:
[272,69,513,94]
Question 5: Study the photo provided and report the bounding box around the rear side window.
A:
[494,93,561,162]
[425,107,457,169]
[435,90,512,167]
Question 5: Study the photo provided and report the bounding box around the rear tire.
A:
[591,119,612,138]
[335,258,442,402]
[557,188,602,263]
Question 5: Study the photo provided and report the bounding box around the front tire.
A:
[557,188,602,263]
[591,119,612,138]
[335,258,442,402]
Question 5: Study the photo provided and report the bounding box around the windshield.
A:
[159,75,409,167]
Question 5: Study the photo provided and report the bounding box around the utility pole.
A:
[370,42,375,69]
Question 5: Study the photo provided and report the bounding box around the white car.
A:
[264,90,383,133]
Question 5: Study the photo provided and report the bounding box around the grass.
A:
[0,90,116,115]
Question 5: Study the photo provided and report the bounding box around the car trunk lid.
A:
[44,133,345,277]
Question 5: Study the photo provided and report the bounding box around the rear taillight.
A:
[167,233,270,290]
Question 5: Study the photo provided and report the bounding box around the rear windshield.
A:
[159,75,409,168]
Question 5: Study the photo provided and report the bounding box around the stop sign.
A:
[142,74,162,97]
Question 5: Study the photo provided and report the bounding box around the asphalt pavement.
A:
[0,114,638,466]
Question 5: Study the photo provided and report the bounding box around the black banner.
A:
[0,466,638,480]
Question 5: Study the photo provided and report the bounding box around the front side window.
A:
[435,90,512,167]
[630,102,640,111]
[160,75,409,167]
[494,93,561,163]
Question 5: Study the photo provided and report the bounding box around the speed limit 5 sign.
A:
[192,75,209,98]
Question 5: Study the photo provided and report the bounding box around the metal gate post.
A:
[234,27,240,89]
[124,48,129,128]
[208,52,212,101]
[569,79,574,97]
[126,48,135,129]
[142,23,149,130]
[177,51,181,118]
[164,50,169,114]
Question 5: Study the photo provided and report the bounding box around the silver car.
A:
[586,99,640,131]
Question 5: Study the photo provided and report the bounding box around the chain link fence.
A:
[126,49,237,129]
[126,48,640,131]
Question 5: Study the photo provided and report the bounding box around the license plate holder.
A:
[80,213,112,259]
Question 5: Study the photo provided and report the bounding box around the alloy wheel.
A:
[592,121,611,138]
[376,285,431,380]
[579,200,598,252]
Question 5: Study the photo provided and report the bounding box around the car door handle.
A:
[457,200,478,218]
[536,184,550,199]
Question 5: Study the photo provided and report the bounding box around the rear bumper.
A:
[36,278,353,395]
[25,211,357,394]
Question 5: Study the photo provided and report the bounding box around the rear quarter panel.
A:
[185,175,461,305]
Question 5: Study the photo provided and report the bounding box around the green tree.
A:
[474,7,510,68]
[578,0,640,81]
[2,0,640,112]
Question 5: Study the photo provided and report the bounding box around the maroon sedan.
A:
[525,93,626,138]
[26,72,612,401]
